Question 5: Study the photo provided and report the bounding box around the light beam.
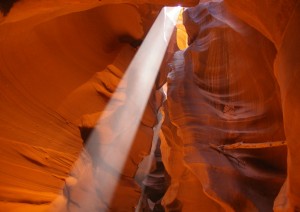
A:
[51,6,181,212]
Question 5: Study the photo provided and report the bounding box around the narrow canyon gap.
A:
[0,0,299,212]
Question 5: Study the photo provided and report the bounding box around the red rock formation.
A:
[162,2,286,211]
[0,0,300,211]
[0,2,160,210]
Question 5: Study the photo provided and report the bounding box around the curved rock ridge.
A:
[0,2,164,211]
[1,0,300,211]
[161,1,288,211]
[161,102,223,211]
[185,0,300,210]
[0,0,199,25]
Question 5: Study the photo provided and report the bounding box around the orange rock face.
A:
[0,2,160,211]
[0,0,300,211]
[163,2,286,211]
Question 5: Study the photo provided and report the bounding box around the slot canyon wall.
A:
[0,0,299,211]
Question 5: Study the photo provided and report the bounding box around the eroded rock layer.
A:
[161,0,300,211]
[1,0,300,211]
[0,2,162,211]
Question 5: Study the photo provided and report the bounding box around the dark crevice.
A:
[119,35,143,48]
[139,139,169,212]
[0,0,20,16]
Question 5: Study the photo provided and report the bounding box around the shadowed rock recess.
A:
[0,0,299,211]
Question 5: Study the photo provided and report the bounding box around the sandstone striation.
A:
[0,0,300,211]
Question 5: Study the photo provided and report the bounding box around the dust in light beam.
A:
[50,6,182,212]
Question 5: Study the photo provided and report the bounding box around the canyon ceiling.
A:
[0,0,300,211]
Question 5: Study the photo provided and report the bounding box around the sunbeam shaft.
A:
[51,6,181,212]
